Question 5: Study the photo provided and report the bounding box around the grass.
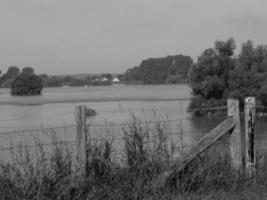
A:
[0,117,267,199]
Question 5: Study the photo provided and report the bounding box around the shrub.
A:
[11,72,43,96]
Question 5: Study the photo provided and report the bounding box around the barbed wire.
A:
[0,117,27,122]
[1,103,265,166]
[188,106,227,112]
[0,117,197,135]
[0,140,76,151]
[188,105,267,111]
[0,130,210,152]
[87,117,195,127]
[0,116,224,136]
[0,127,254,153]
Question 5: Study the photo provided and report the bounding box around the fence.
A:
[0,97,263,180]
[0,102,228,164]
[0,117,209,164]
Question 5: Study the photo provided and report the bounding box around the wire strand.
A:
[188,106,227,112]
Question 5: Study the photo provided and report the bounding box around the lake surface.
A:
[0,84,267,159]
[0,85,192,130]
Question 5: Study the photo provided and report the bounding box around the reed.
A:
[0,116,267,199]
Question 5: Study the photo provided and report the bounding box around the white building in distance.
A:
[112,77,120,83]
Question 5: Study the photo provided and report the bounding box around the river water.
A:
[0,85,192,129]
[0,84,266,159]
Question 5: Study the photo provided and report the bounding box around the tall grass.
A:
[1,116,267,199]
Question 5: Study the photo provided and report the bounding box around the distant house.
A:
[112,77,120,83]
[101,77,108,82]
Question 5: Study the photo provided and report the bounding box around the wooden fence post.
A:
[245,97,256,178]
[75,105,88,176]
[227,99,242,172]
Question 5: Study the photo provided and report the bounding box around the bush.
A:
[11,72,43,96]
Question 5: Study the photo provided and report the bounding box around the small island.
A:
[86,108,97,117]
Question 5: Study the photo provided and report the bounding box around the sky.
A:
[1,0,267,75]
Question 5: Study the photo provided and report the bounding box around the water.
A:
[0,84,266,160]
[0,84,192,129]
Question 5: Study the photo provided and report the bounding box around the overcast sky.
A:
[1,0,267,75]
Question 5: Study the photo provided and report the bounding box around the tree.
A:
[0,66,20,87]
[4,66,20,78]
[227,41,267,108]
[165,74,183,84]
[189,38,236,115]
[39,74,48,79]
[124,55,193,84]
[101,74,113,81]
[11,72,43,96]
[22,67,34,74]
[40,75,64,87]
[190,38,267,115]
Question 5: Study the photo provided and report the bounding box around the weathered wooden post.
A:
[227,99,242,172]
[75,105,88,176]
[245,97,256,178]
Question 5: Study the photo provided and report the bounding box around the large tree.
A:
[190,39,267,115]
[11,68,43,96]
[227,41,267,107]
[189,38,236,115]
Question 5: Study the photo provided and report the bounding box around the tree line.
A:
[1,38,267,109]
[39,74,114,88]
[0,70,122,89]
[124,38,267,114]
[124,55,193,84]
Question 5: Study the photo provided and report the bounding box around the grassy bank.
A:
[0,119,267,200]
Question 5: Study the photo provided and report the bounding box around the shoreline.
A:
[0,97,191,106]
